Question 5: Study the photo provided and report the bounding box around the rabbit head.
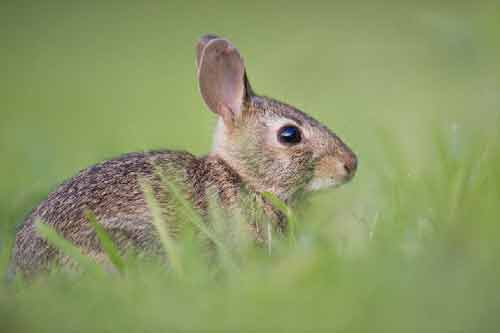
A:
[196,35,357,202]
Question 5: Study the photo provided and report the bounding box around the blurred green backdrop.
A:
[1,1,500,332]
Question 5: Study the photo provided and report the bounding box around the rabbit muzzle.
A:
[304,150,357,192]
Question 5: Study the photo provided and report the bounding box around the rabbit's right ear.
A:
[197,36,252,123]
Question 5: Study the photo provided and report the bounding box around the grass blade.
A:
[140,181,183,278]
[84,210,125,274]
[155,169,239,272]
[35,220,101,274]
[261,192,297,246]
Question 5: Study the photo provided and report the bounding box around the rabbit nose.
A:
[343,153,358,176]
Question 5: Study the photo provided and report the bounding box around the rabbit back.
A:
[10,150,245,276]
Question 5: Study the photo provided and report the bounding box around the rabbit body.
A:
[10,35,357,277]
[11,151,268,276]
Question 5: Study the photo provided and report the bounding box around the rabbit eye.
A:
[278,125,302,145]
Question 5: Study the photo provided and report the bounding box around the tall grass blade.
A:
[35,220,101,274]
[155,170,238,271]
[140,181,183,278]
[84,210,125,274]
[261,192,297,246]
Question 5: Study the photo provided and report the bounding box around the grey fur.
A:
[10,35,357,278]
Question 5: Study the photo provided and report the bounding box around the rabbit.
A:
[9,34,357,278]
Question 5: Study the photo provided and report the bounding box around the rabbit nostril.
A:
[344,164,351,174]
[343,155,357,175]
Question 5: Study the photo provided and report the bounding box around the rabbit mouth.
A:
[304,177,343,192]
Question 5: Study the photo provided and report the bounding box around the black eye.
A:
[278,125,302,145]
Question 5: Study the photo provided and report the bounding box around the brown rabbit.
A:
[9,34,357,277]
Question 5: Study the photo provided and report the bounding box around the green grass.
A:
[1,1,500,332]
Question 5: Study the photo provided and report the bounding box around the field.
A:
[1,1,500,332]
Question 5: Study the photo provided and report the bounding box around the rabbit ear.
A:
[197,36,252,123]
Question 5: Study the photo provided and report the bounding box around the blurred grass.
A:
[1,1,500,332]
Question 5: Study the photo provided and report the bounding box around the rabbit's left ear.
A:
[196,35,253,123]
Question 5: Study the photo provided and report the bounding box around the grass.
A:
[1,1,500,332]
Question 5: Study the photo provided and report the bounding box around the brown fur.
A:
[9,35,357,278]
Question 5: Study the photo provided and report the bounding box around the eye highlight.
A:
[278,125,302,145]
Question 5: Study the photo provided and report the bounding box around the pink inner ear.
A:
[198,38,246,122]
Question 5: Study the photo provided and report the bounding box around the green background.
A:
[1,1,500,332]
